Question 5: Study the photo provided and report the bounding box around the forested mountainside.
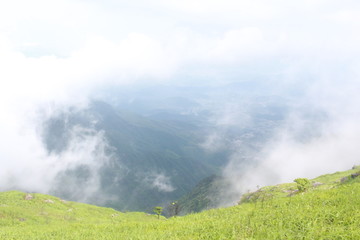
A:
[42,101,221,212]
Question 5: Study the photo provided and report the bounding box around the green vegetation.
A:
[1,166,360,239]
[177,175,229,214]
[168,201,180,217]
[153,206,163,219]
[294,177,311,192]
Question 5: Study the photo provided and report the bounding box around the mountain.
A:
[42,100,222,212]
[176,174,245,215]
[40,81,296,212]
[2,166,360,239]
[176,175,223,214]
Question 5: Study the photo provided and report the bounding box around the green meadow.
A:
[1,167,360,239]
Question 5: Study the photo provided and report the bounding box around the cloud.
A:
[0,115,112,200]
[222,112,360,200]
[218,66,360,206]
[144,173,175,192]
[49,126,114,202]
[1,0,360,207]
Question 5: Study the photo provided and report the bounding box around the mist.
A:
[217,74,360,206]
[1,0,360,207]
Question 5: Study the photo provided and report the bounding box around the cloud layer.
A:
[1,0,360,205]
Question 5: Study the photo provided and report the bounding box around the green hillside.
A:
[177,175,225,214]
[1,166,360,239]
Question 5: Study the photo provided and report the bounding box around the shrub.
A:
[294,178,310,192]
[153,206,163,219]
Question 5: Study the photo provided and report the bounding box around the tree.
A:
[153,206,163,219]
[294,178,310,192]
[170,201,180,217]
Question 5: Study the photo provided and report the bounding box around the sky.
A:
[1,0,360,201]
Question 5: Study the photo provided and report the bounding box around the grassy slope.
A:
[1,167,360,239]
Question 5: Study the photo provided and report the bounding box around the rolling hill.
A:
[1,166,360,239]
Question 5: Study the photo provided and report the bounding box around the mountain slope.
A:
[1,166,360,239]
[179,164,360,214]
[177,175,224,214]
[42,101,219,212]
[0,191,157,225]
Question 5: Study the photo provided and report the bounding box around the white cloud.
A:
[1,0,360,204]
[219,66,360,205]
[209,28,269,62]
[0,118,111,199]
[144,173,175,192]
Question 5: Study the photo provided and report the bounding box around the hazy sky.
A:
[1,0,360,99]
[1,0,360,198]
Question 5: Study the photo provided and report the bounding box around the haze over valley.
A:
[1,0,360,214]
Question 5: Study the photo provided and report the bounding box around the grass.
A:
[1,167,360,239]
